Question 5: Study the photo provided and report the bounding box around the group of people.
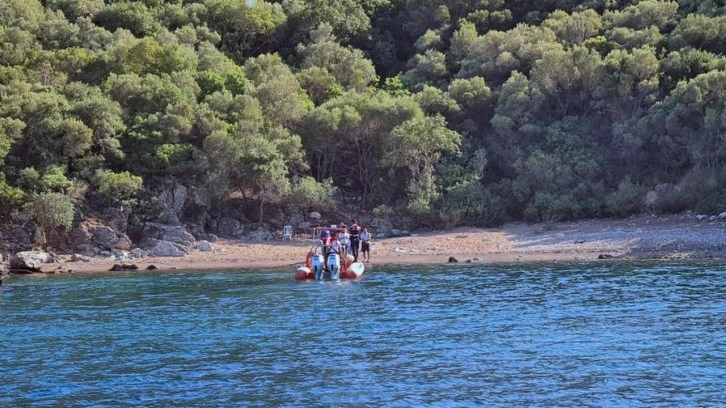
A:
[319,219,371,263]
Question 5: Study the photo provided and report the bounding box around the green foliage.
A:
[297,24,377,92]
[94,2,160,37]
[0,175,26,213]
[605,177,646,217]
[41,165,73,193]
[204,0,287,59]
[373,204,392,218]
[96,169,143,202]
[5,0,726,231]
[284,176,336,211]
[25,191,75,233]
[437,181,505,228]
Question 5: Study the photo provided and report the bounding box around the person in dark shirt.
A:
[349,219,361,262]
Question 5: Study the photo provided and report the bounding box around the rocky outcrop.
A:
[217,217,245,238]
[146,240,187,257]
[0,253,7,276]
[154,182,188,225]
[9,251,56,272]
[70,221,132,255]
[141,222,195,252]
[243,229,275,242]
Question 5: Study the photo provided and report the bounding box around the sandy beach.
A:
[29,213,726,275]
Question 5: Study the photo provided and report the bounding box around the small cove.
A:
[1,262,724,406]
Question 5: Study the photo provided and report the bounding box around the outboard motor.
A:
[327,253,341,280]
[311,254,325,280]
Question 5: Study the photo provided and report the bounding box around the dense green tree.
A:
[47,0,105,22]
[457,24,562,87]
[386,114,461,211]
[94,1,161,37]
[203,0,286,59]
[284,0,371,44]
[4,0,726,233]
[296,24,377,92]
[245,53,310,128]
[646,70,726,172]
[543,9,603,45]
[401,49,449,91]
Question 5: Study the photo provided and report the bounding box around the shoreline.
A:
[7,213,722,276]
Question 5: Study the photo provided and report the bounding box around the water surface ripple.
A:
[1,263,724,407]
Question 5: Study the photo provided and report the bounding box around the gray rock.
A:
[217,217,245,238]
[719,212,726,219]
[147,241,187,257]
[197,240,214,252]
[10,251,54,272]
[309,212,321,219]
[197,233,218,242]
[74,244,100,257]
[142,222,195,250]
[71,254,92,262]
[186,186,210,208]
[110,236,132,251]
[244,229,275,242]
[156,207,181,225]
[131,248,146,259]
[90,226,118,248]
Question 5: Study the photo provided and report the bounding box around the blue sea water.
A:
[0,263,724,407]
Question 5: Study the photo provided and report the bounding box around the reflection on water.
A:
[1,263,724,406]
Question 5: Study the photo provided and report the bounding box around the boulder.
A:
[309,212,321,220]
[147,240,187,257]
[70,254,92,262]
[142,222,195,250]
[89,225,118,248]
[217,217,245,238]
[244,229,275,242]
[154,183,188,225]
[10,251,55,272]
[74,244,100,257]
[197,233,218,243]
[197,240,214,252]
[88,225,132,251]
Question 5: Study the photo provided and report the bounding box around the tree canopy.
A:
[2,0,726,234]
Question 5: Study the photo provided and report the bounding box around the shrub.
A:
[284,177,336,211]
[437,182,505,227]
[96,170,143,203]
[25,192,75,244]
[606,177,646,217]
[373,204,393,218]
[0,177,26,215]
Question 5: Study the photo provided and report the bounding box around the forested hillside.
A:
[2,0,726,247]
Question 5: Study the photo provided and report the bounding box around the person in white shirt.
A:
[338,228,350,258]
[360,228,371,262]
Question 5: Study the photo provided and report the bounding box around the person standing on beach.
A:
[338,226,350,259]
[360,227,371,262]
[349,219,361,262]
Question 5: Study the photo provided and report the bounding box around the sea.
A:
[1,262,724,407]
